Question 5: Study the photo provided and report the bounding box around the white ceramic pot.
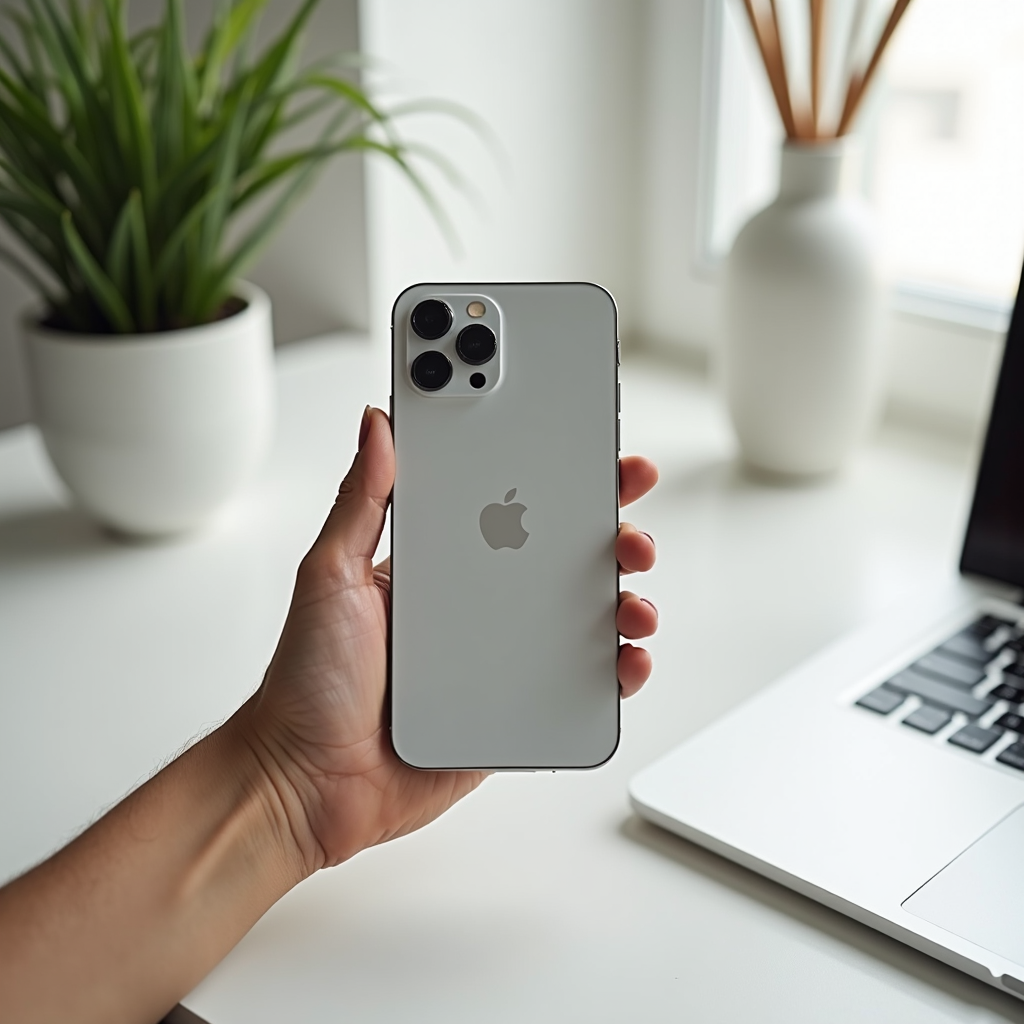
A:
[721,140,884,477]
[23,281,275,537]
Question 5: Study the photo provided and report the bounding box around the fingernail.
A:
[641,598,658,618]
[358,406,372,450]
[641,531,655,548]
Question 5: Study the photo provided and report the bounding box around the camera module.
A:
[410,299,453,340]
[456,323,496,365]
[411,350,453,391]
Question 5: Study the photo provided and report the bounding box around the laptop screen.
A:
[960,258,1024,589]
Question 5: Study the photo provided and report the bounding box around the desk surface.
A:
[3,337,1021,1023]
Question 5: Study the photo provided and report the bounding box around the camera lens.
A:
[411,351,453,391]
[456,323,496,365]
[410,299,452,340]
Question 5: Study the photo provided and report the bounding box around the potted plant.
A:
[0,0,452,536]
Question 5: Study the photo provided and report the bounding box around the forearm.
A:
[0,706,311,1024]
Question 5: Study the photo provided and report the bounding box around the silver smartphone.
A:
[389,282,621,770]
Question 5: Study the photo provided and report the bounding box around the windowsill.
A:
[892,283,1012,335]
[644,248,1008,442]
[628,294,1005,447]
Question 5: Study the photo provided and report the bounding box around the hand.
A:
[238,407,659,874]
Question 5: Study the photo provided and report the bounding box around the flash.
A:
[467,301,486,318]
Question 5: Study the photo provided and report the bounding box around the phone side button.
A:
[616,419,620,452]
[617,382,621,413]
[389,394,393,423]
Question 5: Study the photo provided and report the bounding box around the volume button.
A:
[616,418,620,452]
[617,382,621,413]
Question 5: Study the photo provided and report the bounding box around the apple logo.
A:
[480,488,529,550]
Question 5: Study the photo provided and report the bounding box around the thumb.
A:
[312,406,394,565]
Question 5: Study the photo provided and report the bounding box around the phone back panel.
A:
[390,282,620,770]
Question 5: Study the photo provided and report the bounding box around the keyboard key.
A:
[940,631,996,665]
[996,741,1024,772]
[972,615,1013,638]
[914,652,987,689]
[886,668,994,717]
[903,705,952,734]
[990,683,1024,704]
[995,712,1024,732]
[856,686,904,715]
[948,723,1003,753]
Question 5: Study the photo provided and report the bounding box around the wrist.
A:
[226,699,327,880]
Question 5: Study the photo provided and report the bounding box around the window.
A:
[701,0,1024,330]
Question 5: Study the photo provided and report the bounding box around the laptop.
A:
[630,257,1024,1002]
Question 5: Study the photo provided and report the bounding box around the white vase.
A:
[721,140,884,477]
[22,281,275,537]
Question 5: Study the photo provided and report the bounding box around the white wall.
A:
[0,0,369,430]
[634,0,719,356]
[360,0,647,344]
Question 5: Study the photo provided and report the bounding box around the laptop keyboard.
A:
[855,613,1024,772]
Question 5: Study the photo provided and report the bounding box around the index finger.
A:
[619,456,659,507]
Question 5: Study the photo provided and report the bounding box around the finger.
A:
[619,456,659,507]
[616,523,656,575]
[373,555,391,594]
[618,644,652,698]
[310,407,395,567]
[617,590,658,640]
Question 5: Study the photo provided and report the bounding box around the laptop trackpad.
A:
[904,803,1024,967]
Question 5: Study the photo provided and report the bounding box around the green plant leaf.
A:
[0,87,109,231]
[28,0,119,186]
[104,192,134,298]
[232,134,362,209]
[0,11,47,102]
[246,0,318,95]
[152,0,197,173]
[0,186,64,253]
[349,136,462,255]
[0,32,34,96]
[197,0,267,116]
[0,156,64,218]
[185,79,253,317]
[99,0,158,209]
[61,209,135,332]
[126,188,155,331]
[150,187,221,292]
[198,125,335,316]
[0,196,72,290]
[0,0,480,332]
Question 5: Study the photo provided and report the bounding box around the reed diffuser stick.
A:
[740,0,914,140]
[767,0,806,138]
[837,0,913,135]
[809,0,824,133]
[742,0,798,138]
[840,0,870,100]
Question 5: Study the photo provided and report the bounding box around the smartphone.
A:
[389,282,620,770]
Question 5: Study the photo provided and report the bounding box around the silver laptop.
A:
[630,259,1024,1002]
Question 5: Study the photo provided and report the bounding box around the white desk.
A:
[2,337,1021,1023]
